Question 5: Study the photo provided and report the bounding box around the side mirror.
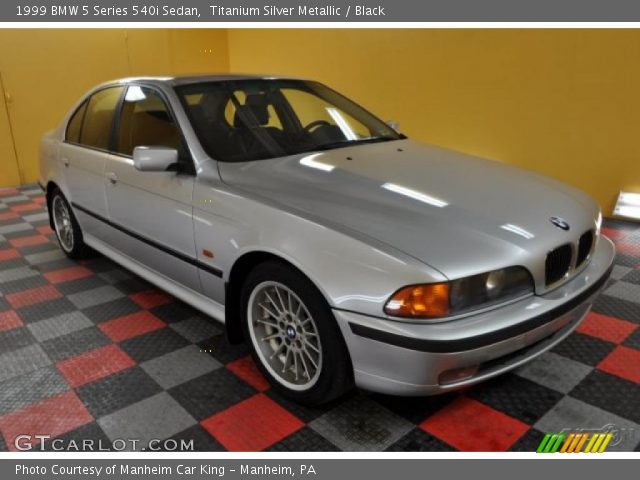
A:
[386,120,400,133]
[133,146,178,172]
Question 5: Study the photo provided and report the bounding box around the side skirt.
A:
[84,233,226,325]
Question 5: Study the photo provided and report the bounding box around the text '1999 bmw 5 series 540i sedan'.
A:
[39,75,615,405]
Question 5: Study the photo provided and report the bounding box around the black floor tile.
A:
[76,367,162,418]
[551,332,616,366]
[508,428,546,452]
[570,370,640,424]
[622,328,640,350]
[0,275,48,295]
[168,369,255,421]
[41,422,113,452]
[386,427,456,452]
[0,327,37,354]
[268,427,340,452]
[150,301,201,324]
[197,335,250,364]
[592,294,640,324]
[371,391,460,425]
[41,327,111,363]
[16,298,77,324]
[467,373,564,425]
[57,275,108,296]
[265,389,343,424]
[82,297,143,324]
[120,327,190,363]
[161,425,225,452]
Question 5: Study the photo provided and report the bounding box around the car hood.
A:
[218,139,599,281]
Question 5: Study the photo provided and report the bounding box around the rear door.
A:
[104,84,200,292]
[60,86,124,237]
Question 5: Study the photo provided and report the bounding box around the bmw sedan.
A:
[39,75,615,405]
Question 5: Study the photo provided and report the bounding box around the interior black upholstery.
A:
[233,94,271,128]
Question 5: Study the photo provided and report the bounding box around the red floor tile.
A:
[0,248,20,261]
[11,203,40,213]
[130,289,173,309]
[0,187,19,197]
[98,310,165,342]
[0,391,93,451]
[33,195,47,204]
[0,211,19,221]
[201,393,303,451]
[227,356,271,392]
[44,266,93,285]
[615,241,640,258]
[601,227,629,242]
[0,310,23,332]
[56,344,136,388]
[37,225,53,235]
[577,312,637,344]
[9,235,49,248]
[420,397,529,451]
[5,284,62,309]
[598,346,640,384]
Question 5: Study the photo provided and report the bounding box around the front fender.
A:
[193,175,447,319]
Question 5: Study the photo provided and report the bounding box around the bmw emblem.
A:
[286,325,296,339]
[550,216,570,231]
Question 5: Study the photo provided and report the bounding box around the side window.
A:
[116,86,181,156]
[79,87,124,150]
[65,101,87,143]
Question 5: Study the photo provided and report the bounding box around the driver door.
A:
[104,85,200,292]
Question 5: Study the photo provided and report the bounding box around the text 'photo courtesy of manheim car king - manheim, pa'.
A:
[38,74,615,405]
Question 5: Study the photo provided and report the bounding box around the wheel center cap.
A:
[286,325,296,340]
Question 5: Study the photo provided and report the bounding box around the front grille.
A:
[576,230,594,267]
[545,244,572,285]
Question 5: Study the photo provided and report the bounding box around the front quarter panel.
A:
[192,167,447,317]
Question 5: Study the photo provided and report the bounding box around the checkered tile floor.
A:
[1,184,639,452]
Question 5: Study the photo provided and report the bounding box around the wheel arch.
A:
[224,250,329,345]
[45,180,61,230]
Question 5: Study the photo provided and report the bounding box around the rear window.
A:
[78,87,124,150]
[65,101,87,144]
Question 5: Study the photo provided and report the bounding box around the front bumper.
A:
[333,236,616,396]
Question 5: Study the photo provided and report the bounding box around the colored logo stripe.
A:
[537,432,613,453]
[537,433,565,453]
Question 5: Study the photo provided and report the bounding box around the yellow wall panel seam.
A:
[0,71,23,184]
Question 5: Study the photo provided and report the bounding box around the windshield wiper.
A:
[313,136,398,152]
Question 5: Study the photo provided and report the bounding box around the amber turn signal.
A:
[384,283,450,318]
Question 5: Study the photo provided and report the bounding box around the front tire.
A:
[241,261,353,405]
[50,188,89,259]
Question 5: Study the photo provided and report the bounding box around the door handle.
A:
[106,172,118,184]
[62,158,69,167]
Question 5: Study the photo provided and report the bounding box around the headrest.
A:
[234,94,270,128]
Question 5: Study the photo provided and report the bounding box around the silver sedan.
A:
[39,75,615,404]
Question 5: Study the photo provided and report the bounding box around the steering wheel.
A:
[303,120,332,132]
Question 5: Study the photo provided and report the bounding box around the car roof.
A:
[99,74,308,89]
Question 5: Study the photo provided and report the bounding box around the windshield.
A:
[175,79,403,162]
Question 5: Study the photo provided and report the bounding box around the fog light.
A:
[439,365,479,385]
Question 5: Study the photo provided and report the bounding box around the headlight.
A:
[384,266,533,319]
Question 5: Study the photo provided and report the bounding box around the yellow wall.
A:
[0,29,228,185]
[1,29,638,214]
[228,29,640,214]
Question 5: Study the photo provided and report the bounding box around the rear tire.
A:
[50,188,90,259]
[241,261,353,405]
